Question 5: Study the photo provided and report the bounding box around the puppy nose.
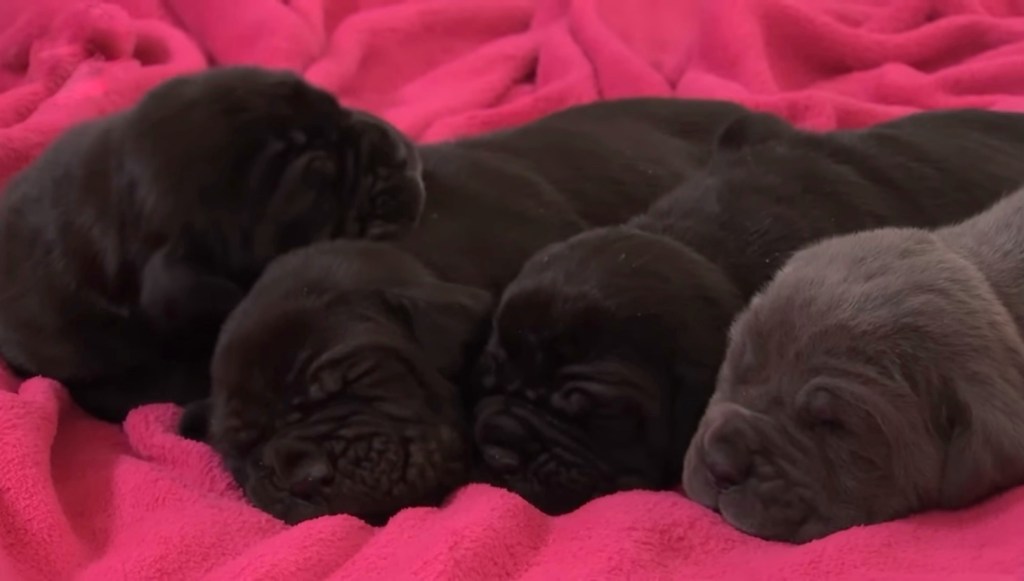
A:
[481,445,521,473]
[476,412,537,474]
[702,406,754,491]
[286,458,334,499]
[263,442,335,499]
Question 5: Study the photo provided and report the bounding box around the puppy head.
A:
[199,241,491,524]
[474,227,743,514]
[683,228,1024,543]
[124,67,424,332]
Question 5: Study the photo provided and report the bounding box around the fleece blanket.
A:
[2,0,1024,579]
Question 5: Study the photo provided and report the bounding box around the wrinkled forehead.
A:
[214,302,334,395]
[722,299,856,399]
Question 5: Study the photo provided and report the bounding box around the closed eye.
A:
[306,355,381,401]
[551,384,595,418]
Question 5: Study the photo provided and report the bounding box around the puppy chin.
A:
[683,436,826,544]
[474,397,610,514]
[248,488,332,525]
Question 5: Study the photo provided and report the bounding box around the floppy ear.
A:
[938,388,1024,508]
[714,112,792,151]
[177,398,212,442]
[381,282,494,374]
[140,246,245,336]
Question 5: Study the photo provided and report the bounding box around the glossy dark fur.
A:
[0,67,424,421]
[476,108,1024,514]
[193,98,755,523]
[685,187,1024,543]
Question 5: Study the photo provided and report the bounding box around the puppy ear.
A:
[140,246,245,336]
[381,282,493,374]
[178,398,212,442]
[938,388,1024,508]
[714,112,792,151]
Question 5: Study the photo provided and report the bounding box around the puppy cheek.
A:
[681,433,718,509]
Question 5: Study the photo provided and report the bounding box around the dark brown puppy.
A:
[191,98,757,524]
[475,108,1024,515]
[0,66,424,422]
[683,187,1024,543]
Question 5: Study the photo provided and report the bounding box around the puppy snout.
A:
[476,412,538,475]
[702,406,756,491]
[482,445,522,473]
[263,441,335,499]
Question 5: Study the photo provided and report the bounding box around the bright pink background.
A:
[2,1,1024,579]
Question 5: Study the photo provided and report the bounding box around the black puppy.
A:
[190,98,756,524]
[0,66,424,422]
[474,108,1024,514]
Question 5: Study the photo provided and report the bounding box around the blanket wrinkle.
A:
[2,1,1024,579]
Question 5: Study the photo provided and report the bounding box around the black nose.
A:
[481,445,522,473]
[286,459,334,499]
[702,409,754,491]
[476,412,538,475]
[263,441,335,500]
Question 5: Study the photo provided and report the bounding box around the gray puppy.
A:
[683,186,1024,543]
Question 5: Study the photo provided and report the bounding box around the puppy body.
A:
[203,98,756,523]
[0,67,424,421]
[683,187,1024,543]
[477,108,1024,514]
[402,98,756,292]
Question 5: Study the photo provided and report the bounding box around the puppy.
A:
[0,66,424,422]
[189,98,758,523]
[475,108,1024,515]
[682,187,1024,543]
[203,242,489,524]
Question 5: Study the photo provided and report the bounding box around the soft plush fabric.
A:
[2,1,1024,579]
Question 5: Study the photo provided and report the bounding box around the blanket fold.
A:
[2,1,1024,579]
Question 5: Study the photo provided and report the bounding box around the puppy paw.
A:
[178,398,212,442]
[345,113,426,240]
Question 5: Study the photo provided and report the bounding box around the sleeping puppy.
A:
[474,108,1024,515]
[187,98,758,523]
[683,187,1024,543]
[202,242,490,524]
[0,66,424,422]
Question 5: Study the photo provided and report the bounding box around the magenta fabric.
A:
[2,1,1024,579]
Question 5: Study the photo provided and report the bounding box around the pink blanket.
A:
[2,1,1024,579]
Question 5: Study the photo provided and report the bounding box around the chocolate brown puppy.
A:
[683,187,1024,543]
[475,108,1024,515]
[0,66,424,422]
[191,98,757,523]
